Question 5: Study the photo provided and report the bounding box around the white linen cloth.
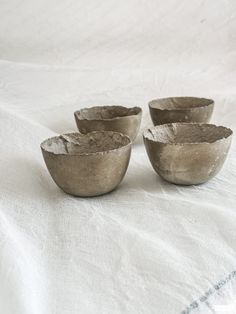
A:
[0,0,235,313]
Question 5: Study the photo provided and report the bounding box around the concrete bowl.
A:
[149,97,214,125]
[41,131,132,196]
[143,123,233,185]
[74,105,142,141]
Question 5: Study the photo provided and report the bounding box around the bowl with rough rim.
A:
[41,131,132,197]
[74,105,142,141]
[143,123,233,185]
[149,97,214,125]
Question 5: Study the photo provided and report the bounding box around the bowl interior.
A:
[41,131,131,155]
[144,123,232,144]
[149,97,213,110]
[75,106,141,120]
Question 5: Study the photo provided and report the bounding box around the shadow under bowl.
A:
[143,123,233,185]
[149,97,214,125]
[74,105,142,141]
[41,131,132,197]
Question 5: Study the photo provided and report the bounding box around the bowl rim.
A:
[148,97,214,111]
[143,123,233,146]
[74,105,142,121]
[41,131,132,156]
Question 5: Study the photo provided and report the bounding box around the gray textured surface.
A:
[149,97,214,125]
[143,123,233,185]
[41,131,131,196]
[74,105,142,140]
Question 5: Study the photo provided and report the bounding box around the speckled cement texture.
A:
[143,123,233,185]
